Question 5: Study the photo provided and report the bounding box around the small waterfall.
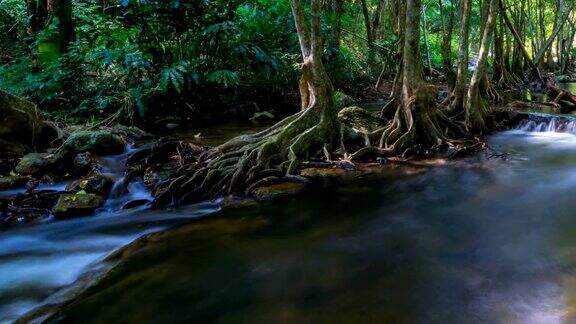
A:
[97,144,153,212]
[514,114,576,135]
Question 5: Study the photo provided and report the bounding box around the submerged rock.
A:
[52,192,105,218]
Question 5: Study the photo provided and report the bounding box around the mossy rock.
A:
[52,192,105,219]
[60,130,125,156]
[334,91,355,110]
[0,90,43,153]
[15,153,57,175]
[0,175,31,191]
[252,182,306,200]
[338,106,384,133]
[66,172,115,197]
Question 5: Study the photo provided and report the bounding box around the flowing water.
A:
[5,111,576,322]
[0,147,222,322]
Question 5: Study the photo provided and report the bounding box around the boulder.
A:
[0,90,43,154]
[73,152,94,173]
[52,192,105,218]
[66,172,114,197]
[15,153,57,175]
[60,130,125,156]
[338,106,383,134]
[0,175,31,191]
[334,91,355,110]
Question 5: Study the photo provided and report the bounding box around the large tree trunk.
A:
[465,0,498,132]
[447,0,471,113]
[379,0,454,151]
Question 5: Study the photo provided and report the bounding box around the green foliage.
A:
[1,0,517,123]
[0,0,26,57]
[158,61,190,94]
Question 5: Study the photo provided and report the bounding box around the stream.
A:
[4,109,576,322]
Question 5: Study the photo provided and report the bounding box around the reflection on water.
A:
[44,127,576,323]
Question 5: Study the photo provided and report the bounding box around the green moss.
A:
[52,193,105,218]
[61,130,125,155]
[253,182,306,200]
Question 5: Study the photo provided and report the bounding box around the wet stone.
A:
[66,173,115,197]
[61,130,125,156]
[15,153,56,175]
[52,193,105,219]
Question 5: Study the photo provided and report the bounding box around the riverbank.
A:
[20,115,576,323]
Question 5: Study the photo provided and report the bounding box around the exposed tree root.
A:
[154,105,337,206]
[379,83,459,153]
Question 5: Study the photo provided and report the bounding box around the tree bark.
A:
[360,0,374,48]
[448,0,471,112]
[422,5,433,77]
[465,0,498,131]
[379,0,454,151]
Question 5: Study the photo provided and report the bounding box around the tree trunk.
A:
[533,3,573,66]
[379,0,454,151]
[360,0,374,48]
[422,5,433,77]
[372,0,387,40]
[448,0,471,113]
[465,0,498,131]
